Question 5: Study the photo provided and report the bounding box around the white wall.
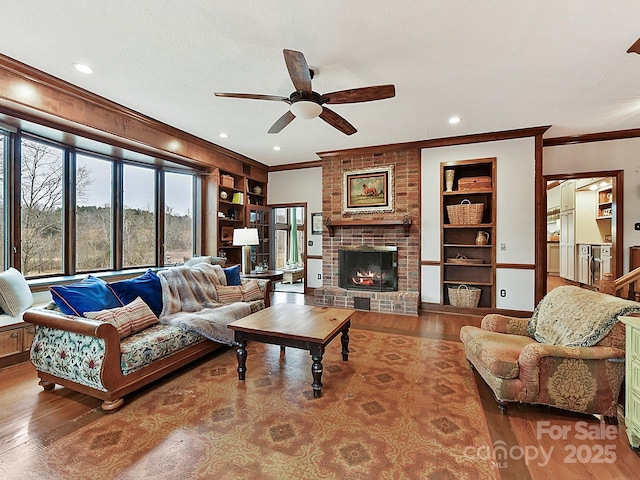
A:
[421,137,536,310]
[544,138,640,271]
[268,167,323,287]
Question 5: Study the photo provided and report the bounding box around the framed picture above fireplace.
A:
[342,165,394,214]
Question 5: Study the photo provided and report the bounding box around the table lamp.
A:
[233,228,259,274]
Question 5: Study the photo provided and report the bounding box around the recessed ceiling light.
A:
[273,146,281,151]
[449,116,461,124]
[589,184,599,191]
[219,133,228,138]
[74,63,93,74]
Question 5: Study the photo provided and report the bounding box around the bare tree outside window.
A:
[164,172,193,265]
[76,154,111,271]
[123,165,155,267]
[20,139,65,276]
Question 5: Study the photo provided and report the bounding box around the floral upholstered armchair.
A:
[460,286,640,422]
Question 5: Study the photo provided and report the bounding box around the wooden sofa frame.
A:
[24,309,224,412]
[24,280,272,412]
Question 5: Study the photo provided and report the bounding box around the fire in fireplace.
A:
[339,246,398,292]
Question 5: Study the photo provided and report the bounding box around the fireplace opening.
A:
[339,246,398,292]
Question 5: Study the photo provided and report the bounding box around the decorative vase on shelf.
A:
[475,231,490,245]
[220,191,228,200]
[253,185,262,195]
[445,169,455,192]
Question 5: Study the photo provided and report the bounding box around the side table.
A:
[241,270,284,283]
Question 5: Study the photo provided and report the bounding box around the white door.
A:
[560,180,575,212]
[577,244,591,284]
[601,245,612,281]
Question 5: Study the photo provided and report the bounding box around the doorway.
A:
[272,204,306,294]
[544,171,623,294]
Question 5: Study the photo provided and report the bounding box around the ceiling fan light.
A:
[290,101,322,119]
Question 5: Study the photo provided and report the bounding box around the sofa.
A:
[460,286,640,421]
[25,262,271,412]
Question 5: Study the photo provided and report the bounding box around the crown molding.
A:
[316,126,551,158]
[0,53,268,174]
[543,128,640,147]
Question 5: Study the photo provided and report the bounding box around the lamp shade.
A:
[290,101,322,119]
[233,228,259,246]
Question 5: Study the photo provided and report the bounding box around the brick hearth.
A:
[315,149,421,315]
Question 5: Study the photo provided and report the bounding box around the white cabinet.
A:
[560,180,575,212]
[619,316,640,448]
[559,210,575,281]
[577,244,591,284]
[601,245,612,278]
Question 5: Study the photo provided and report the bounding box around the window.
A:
[0,125,200,279]
[76,154,113,272]
[0,131,7,270]
[164,171,193,265]
[123,164,156,268]
[275,229,288,268]
[20,139,64,277]
[273,206,304,268]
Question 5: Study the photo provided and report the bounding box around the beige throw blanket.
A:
[157,264,251,345]
[529,285,640,347]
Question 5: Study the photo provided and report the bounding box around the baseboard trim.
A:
[420,302,532,318]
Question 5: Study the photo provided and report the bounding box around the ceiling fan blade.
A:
[323,85,396,104]
[268,110,296,134]
[628,38,640,54]
[283,49,312,94]
[214,92,290,103]
[319,107,357,135]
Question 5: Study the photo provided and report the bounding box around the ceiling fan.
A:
[214,49,395,135]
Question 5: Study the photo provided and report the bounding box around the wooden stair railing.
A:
[600,267,640,301]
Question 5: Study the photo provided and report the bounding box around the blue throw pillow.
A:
[50,276,123,317]
[107,269,163,317]
[224,264,242,286]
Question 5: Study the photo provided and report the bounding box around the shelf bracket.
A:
[324,217,333,237]
[402,215,412,236]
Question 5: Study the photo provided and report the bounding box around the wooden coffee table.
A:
[227,304,355,398]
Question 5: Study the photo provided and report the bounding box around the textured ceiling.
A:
[3,1,640,166]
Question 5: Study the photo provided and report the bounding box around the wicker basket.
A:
[446,199,484,225]
[448,284,481,308]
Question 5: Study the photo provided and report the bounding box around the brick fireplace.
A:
[314,149,421,315]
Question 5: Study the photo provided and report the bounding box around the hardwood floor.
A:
[1,292,639,479]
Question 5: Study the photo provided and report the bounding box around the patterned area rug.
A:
[1,330,498,479]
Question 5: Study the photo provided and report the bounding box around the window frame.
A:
[1,128,200,281]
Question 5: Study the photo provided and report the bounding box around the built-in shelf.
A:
[443,280,493,286]
[441,157,496,309]
[325,217,412,237]
[443,223,493,229]
[443,263,491,266]
[444,243,493,248]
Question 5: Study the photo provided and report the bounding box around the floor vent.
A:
[353,297,370,310]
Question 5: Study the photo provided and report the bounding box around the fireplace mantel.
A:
[324,216,412,237]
